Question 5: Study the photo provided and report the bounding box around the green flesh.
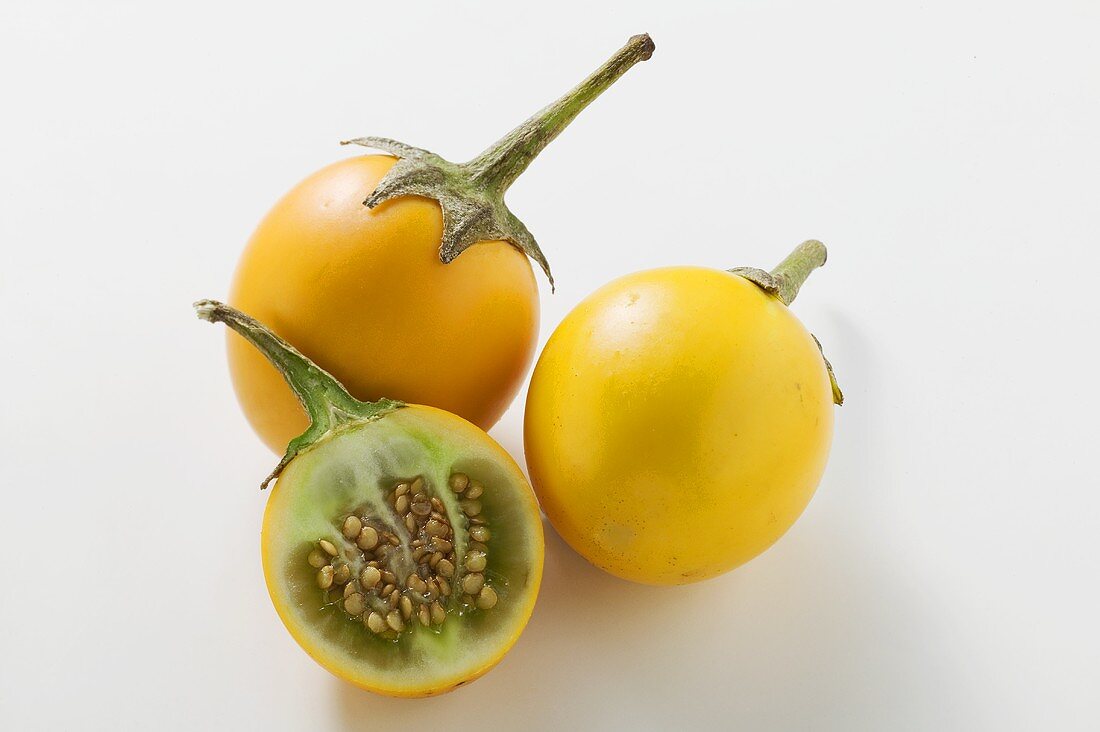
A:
[263,407,542,694]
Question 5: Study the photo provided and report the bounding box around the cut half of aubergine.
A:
[196,300,543,697]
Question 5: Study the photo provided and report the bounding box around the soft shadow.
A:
[333,309,988,728]
[333,522,696,728]
[335,520,980,728]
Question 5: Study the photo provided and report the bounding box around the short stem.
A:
[770,240,828,306]
[195,300,368,431]
[464,33,655,193]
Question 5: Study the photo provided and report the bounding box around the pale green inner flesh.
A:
[265,414,540,689]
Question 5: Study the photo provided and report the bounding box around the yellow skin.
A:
[229,155,539,453]
[524,267,834,585]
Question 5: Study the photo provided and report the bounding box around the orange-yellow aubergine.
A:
[228,34,655,452]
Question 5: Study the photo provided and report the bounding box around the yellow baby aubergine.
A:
[195,301,543,697]
[523,240,843,585]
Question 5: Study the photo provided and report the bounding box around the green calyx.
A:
[195,300,403,489]
[341,33,656,290]
[730,240,845,406]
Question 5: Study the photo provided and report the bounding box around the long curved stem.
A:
[464,34,655,194]
[195,300,402,488]
[341,34,655,287]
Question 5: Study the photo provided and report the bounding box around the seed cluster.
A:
[305,473,496,640]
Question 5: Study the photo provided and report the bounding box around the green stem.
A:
[769,239,828,306]
[727,241,842,405]
[195,300,402,488]
[464,33,655,194]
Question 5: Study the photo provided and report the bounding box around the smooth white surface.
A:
[2,1,1098,729]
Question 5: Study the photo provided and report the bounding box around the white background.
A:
[2,1,1098,729]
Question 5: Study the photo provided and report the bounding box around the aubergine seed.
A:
[342,516,362,539]
[357,567,379,590]
[357,526,379,551]
[465,551,487,573]
[344,593,366,616]
[407,574,427,594]
[367,612,386,633]
[307,549,327,568]
[312,475,498,637]
[317,566,335,589]
[449,473,469,493]
[476,586,498,610]
[461,573,485,595]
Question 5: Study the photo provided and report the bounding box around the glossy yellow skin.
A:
[230,155,539,453]
[524,267,834,585]
[261,405,544,697]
